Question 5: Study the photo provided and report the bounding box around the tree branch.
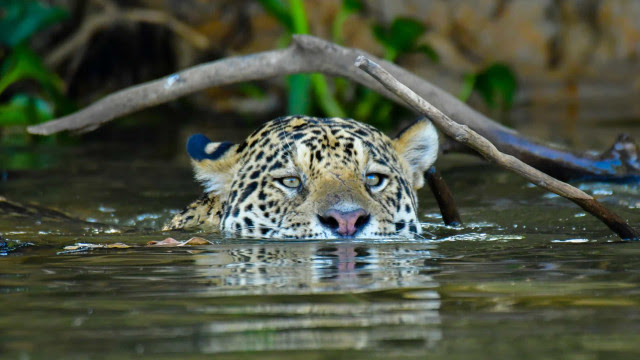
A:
[355,56,638,241]
[426,167,462,226]
[30,35,640,182]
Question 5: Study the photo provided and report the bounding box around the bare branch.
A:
[425,167,462,226]
[30,35,640,182]
[355,55,639,241]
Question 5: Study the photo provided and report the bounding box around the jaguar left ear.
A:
[187,134,241,195]
[393,120,439,189]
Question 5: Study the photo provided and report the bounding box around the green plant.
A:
[260,1,518,128]
[0,0,71,167]
[459,63,518,113]
[0,0,71,138]
[259,0,346,117]
[354,17,438,129]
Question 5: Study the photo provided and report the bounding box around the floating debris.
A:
[147,237,212,246]
[59,242,131,254]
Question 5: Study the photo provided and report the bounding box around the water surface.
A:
[1,143,639,359]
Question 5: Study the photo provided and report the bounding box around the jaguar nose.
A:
[318,209,370,237]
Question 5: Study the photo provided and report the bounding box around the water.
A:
[1,142,640,359]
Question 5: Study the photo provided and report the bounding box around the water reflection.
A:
[183,242,444,353]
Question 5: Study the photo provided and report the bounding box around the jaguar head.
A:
[186,116,438,239]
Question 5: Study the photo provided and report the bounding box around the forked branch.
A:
[355,56,638,241]
[29,35,640,182]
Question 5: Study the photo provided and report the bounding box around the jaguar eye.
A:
[278,176,301,188]
[365,173,387,190]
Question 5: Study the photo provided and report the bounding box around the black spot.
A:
[269,161,283,170]
[255,151,265,160]
[238,182,258,202]
[395,221,405,232]
[243,217,254,227]
[409,223,417,234]
[258,191,267,201]
[249,170,260,179]
[260,227,270,235]
[235,141,247,153]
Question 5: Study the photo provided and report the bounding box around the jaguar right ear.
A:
[187,134,241,195]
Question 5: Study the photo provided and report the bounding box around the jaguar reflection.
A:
[186,242,443,354]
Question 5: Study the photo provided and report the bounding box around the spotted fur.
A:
[164,116,438,239]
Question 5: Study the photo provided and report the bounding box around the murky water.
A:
[1,140,639,359]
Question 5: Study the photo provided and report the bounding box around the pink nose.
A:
[318,209,370,237]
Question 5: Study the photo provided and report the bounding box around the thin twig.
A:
[354,56,638,241]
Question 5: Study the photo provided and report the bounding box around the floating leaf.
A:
[0,0,68,47]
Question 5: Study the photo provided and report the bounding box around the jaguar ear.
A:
[393,120,439,189]
[187,134,241,195]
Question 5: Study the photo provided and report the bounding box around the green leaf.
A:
[343,0,364,12]
[415,44,439,62]
[371,24,390,45]
[388,18,425,53]
[288,0,309,34]
[310,73,346,118]
[0,0,68,47]
[258,0,293,32]
[372,18,426,61]
[287,74,311,115]
[474,63,518,109]
[458,73,476,102]
[0,94,54,126]
[0,44,64,96]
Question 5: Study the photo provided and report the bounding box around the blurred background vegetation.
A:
[1,0,639,170]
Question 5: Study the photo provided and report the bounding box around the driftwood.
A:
[355,56,638,241]
[28,35,640,182]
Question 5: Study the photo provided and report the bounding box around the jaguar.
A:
[164,115,438,239]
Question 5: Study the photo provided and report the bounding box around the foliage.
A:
[372,17,438,62]
[0,0,67,47]
[259,0,345,117]
[460,63,518,113]
[0,0,71,168]
[0,0,70,130]
[259,0,519,128]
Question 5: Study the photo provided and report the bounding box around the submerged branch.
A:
[30,35,640,181]
[355,56,638,241]
[425,167,462,226]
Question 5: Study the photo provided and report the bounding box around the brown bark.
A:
[425,167,462,226]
